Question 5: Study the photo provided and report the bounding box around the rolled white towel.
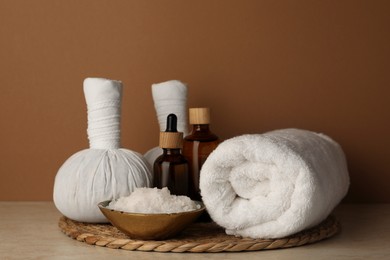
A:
[200,129,349,239]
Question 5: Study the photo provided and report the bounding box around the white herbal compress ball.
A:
[53,78,152,223]
[144,80,188,166]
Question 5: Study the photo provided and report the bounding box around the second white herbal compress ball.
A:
[144,80,189,166]
[53,78,152,223]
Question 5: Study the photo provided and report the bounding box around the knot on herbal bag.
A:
[87,99,121,149]
[84,78,122,149]
[152,80,188,136]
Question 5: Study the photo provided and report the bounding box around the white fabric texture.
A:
[200,129,349,239]
[84,77,122,149]
[152,80,188,135]
[53,78,152,223]
[144,147,164,167]
[144,80,188,166]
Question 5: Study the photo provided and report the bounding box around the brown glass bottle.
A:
[182,108,219,201]
[153,114,191,197]
[153,148,190,196]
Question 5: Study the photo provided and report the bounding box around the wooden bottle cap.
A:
[159,132,183,149]
[189,108,210,125]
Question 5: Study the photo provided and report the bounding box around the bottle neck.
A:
[162,148,182,155]
[185,123,218,142]
[191,124,210,133]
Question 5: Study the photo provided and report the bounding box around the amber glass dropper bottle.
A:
[153,114,190,196]
[183,108,219,201]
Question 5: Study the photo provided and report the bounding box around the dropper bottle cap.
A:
[159,114,183,149]
[189,108,210,125]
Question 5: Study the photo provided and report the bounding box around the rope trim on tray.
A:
[58,215,339,253]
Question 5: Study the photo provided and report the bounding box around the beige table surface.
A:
[0,202,389,260]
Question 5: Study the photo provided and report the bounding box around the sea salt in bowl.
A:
[98,188,205,240]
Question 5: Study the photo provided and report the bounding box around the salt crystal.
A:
[107,187,201,214]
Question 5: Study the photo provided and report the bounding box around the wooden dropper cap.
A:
[159,132,183,148]
[189,108,210,125]
[159,114,183,149]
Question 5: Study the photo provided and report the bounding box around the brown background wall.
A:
[0,0,389,202]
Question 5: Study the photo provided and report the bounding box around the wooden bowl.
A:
[98,200,205,240]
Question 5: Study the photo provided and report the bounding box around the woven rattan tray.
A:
[59,215,339,253]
